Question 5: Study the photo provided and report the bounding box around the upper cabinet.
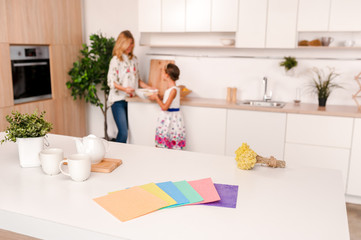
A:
[6,0,81,44]
[329,0,361,31]
[298,0,330,31]
[139,0,238,33]
[237,0,298,48]
[6,0,52,44]
[236,0,267,48]
[139,0,361,48]
[0,0,8,43]
[138,0,161,32]
[298,0,361,32]
[266,0,298,48]
[162,0,185,32]
[185,0,211,32]
[211,0,238,32]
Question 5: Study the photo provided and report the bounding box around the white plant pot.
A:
[285,67,296,76]
[17,136,44,167]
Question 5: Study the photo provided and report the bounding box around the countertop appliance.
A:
[10,45,52,104]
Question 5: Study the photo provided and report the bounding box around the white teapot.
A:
[75,134,109,164]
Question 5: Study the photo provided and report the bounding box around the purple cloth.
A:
[201,183,238,208]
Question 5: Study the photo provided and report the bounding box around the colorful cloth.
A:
[155,87,186,150]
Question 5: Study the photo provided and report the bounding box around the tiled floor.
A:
[1,203,360,239]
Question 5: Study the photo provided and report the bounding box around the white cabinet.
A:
[182,106,227,155]
[236,0,267,48]
[297,0,330,31]
[128,102,159,147]
[138,0,161,32]
[186,0,211,32]
[347,119,361,196]
[266,0,299,48]
[128,103,227,155]
[329,0,361,31]
[286,114,353,148]
[162,0,185,32]
[211,0,238,32]
[225,110,286,159]
[284,143,350,188]
[284,114,353,189]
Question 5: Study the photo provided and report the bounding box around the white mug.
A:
[344,40,355,47]
[59,154,91,182]
[39,148,64,175]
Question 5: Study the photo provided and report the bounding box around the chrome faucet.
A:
[263,76,272,101]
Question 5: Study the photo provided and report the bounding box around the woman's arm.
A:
[114,82,135,96]
[139,79,156,89]
[149,88,176,111]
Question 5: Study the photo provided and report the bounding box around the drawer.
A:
[286,114,353,148]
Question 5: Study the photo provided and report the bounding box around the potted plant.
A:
[1,110,53,167]
[280,56,298,75]
[309,67,343,107]
[67,33,115,140]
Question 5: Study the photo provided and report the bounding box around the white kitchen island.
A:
[0,134,349,240]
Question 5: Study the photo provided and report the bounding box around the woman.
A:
[107,30,151,143]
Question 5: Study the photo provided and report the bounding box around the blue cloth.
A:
[111,100,128,143]
[156,181,190,208]
[167,108,180,112]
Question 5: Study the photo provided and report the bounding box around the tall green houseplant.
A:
[67,33,115,140]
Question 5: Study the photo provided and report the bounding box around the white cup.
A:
[59,154,91,182]
[39,148,64,175]
[344,40,355,47]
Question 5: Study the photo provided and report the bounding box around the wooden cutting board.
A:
[63,158,123,173]
[148,59,175,98]
[91,158,123,173]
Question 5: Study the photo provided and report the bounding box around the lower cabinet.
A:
[128,102,159,147]
[182,106,227,155]
[225,109,286,159]
[128,103,227,155]
[284,114,353,190]
[284,143,350,189]
[347,118,361,196]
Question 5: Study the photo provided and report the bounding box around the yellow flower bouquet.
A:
[235,143,286,170]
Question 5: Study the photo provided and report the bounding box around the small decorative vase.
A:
[318,98,327,107]
[17,136,44,167]
[285,67,296,76]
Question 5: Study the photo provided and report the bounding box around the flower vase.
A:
[17,136,44,167]
[285,68,296,77]
[318,98,327,107]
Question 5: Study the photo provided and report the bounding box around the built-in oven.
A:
[10,45,52,104]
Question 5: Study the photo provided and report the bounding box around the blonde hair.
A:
[112,30,135,61]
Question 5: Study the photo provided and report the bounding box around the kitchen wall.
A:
[83,0,361,139]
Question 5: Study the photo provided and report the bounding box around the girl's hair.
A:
[112,30,134,61]
[165,63,180,81]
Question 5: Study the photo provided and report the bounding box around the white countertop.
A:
[127,96,361,118]
[0,134,349,240]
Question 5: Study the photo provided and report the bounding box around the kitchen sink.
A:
[239,100,286,108]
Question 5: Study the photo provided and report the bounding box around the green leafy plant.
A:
[310,67,343,102]
[67,33,115,140]
[1,111,53,144]
[280,56,298,71]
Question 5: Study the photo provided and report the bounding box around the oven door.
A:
[11,59,52,104]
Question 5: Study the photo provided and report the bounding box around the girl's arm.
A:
[150,88,176,111]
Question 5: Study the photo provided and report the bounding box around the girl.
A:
[107,30,152,143]
[148,63,186,150]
